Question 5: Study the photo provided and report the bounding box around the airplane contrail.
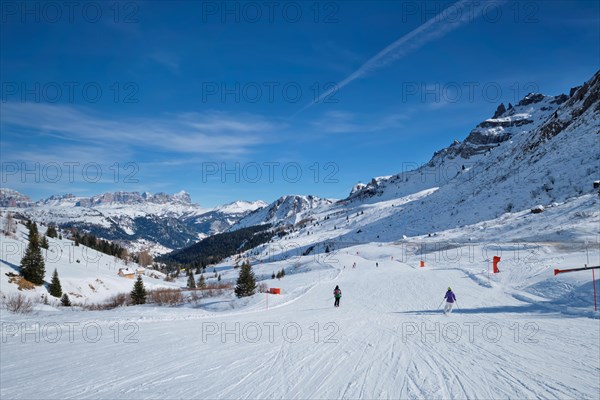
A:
[296,0,502,115]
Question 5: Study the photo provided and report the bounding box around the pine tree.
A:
[280,268,285,278]
[276,271,282,279]
[187,272,196,289]
[217,274,221,282]
[49,269,62,298]
[20,230,45,285]
[271,272,276,279]
[198,274,206,289]
[46,225,57,238]
[130,275,147,305]
[235,261,256,298]
[29,221,38,237]
[59,234,63,240]
[40,236,49,249]
[61,293,71,306]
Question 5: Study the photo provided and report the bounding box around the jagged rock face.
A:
[85,191,192,206]
[349,183,367,197]
[493,103,507,118]
[518,93,546,106]
[0,189,33,207]
[527,70,600,150]
[550,94,569,105]
[264,195,326,222]
[449,91,569,159]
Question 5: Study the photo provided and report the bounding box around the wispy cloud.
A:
[298,0,499,114]
[1,103,278,157]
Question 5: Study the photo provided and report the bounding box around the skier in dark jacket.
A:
[333,285,342,307]
[444,287,456,314]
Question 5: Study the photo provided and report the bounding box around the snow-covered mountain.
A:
[188,200,268,234]
[0,190,265,253]
[0,188,33,208]
[346,91,572,204]
[221,70,599,259]
[232,195,334,229]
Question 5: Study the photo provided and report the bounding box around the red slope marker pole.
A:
[554,265,600,275]
[553,265,600,312]
[593,268,597,312]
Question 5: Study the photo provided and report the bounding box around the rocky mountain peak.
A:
[493,103,507,118]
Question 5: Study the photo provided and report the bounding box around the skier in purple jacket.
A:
[444,287,456,314]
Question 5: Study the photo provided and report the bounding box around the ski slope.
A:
[1,242,598,399]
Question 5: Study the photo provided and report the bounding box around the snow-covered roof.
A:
[118,267,135,275]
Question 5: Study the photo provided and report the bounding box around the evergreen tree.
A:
[61,293,71,306]
[49,268,62,298]
[280,268,285,278]
[20,230,45,285]
[46,225,57,238]
[271,272,276,279]
[29,221,38,237]
[198,274,206,289]
[276,271,282,279]
[130,275,147,305]
[187,272,196,289]
[59,234,63,240]
[40,236,49,249]
[235,261,256,298]
[217,274,221,282]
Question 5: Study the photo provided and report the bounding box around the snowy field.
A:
[1,236,599,399]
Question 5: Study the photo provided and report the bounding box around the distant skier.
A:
[352,262,356,269]
[443,287,456,314]
[333,285,342,307]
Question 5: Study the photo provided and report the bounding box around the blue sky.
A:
[1,0,598,207]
